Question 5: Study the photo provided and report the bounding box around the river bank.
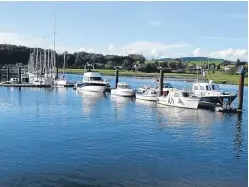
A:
[60,68,248,86]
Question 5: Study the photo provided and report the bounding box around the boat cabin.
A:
[153,82,173,89]
[192,80,221,96]
[117,83,131,89]
[9,78,19,83]
[170,90,195,98]
[83,72,103,81]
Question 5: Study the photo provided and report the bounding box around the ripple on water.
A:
[0,81,247,187]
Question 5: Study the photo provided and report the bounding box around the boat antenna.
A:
[53,13,56,78]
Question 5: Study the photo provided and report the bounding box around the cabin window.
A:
[200,86,205,90]
[174,92,180,97]
[163,83,173,88]
[211,85,220,90]
[194,86,198,90]
[206,86,211,90]
[90,77,102,81]
[182,92,189,97]
[119,85,129,89]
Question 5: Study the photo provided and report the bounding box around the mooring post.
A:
[56,68,59,79]
[18,67,22,84]
[115,69,119,88]
[159,69,164,96]
[237,66,245,112]
[7,66,10,81]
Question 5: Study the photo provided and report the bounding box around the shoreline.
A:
[61,69,248,86]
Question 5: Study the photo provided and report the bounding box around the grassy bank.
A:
[61,68,248,86]
[206,71,248,86]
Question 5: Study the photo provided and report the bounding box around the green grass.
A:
[206,71,248,86]
[144,60,223,67]
[61,68,248,86]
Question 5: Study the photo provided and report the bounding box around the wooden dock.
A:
[0,83,74,88]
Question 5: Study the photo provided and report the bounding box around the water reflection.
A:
[135,99,157,108]
[18,87,22,107]
[157,105,217,126]
[53,87,67,95]
[234,113,243,159]
[77,90,107,115]
[111,95,134,120]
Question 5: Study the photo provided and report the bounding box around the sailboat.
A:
[54,46,69,87]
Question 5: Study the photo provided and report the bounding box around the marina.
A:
[0,74,247,187]
[1,66,245,113]
[0,1,247,187]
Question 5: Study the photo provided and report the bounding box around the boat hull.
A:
[77,85,106,93]
[111,89,135,97]
[198,95,237,109]
[157,96,200,109]
[136,94,158,101]
[54,79,67,87]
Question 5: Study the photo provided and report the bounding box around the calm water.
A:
[0,74,248,187]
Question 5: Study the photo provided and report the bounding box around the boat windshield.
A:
[182,92,194,97]
[118,85,130,89]
[86,77,102,81]
[206,85,212,90]
[163,83,173,88]
[182,92,189,97]
[211,84,220,91]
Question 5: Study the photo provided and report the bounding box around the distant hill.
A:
[159,57,224,62]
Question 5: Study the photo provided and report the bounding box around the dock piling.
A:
[7,67,10,81]
[56,68,59,79]
[238,67,245,112]
[115,69,119,88]
[159,69,164,96]
[18,67,21,84]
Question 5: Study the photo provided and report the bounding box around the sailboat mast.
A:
[39,50,42,74]
[53,14,56,77]
[43,48,47,75]
[63,45,66,75]
[48,49,50,75]
[36,47,38,80]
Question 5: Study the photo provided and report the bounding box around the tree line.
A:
[0,44,146,70]
[0,44,247,74]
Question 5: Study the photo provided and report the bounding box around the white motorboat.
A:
[191,80,237,108]
[136,87,158,101]
[157,89,200,109]
[152,81,174,94]
[111,82,135,97]
[54,75,68,87]
[76,64,110,93]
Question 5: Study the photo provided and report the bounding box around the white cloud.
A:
[0,32,46,47]
[107,44,114,51]
[209,48,248,61]
[104,41,189,58]
[193,48,201,56]
[0,32,247,61]
[0,32,77,53]
[148,20,163,26]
